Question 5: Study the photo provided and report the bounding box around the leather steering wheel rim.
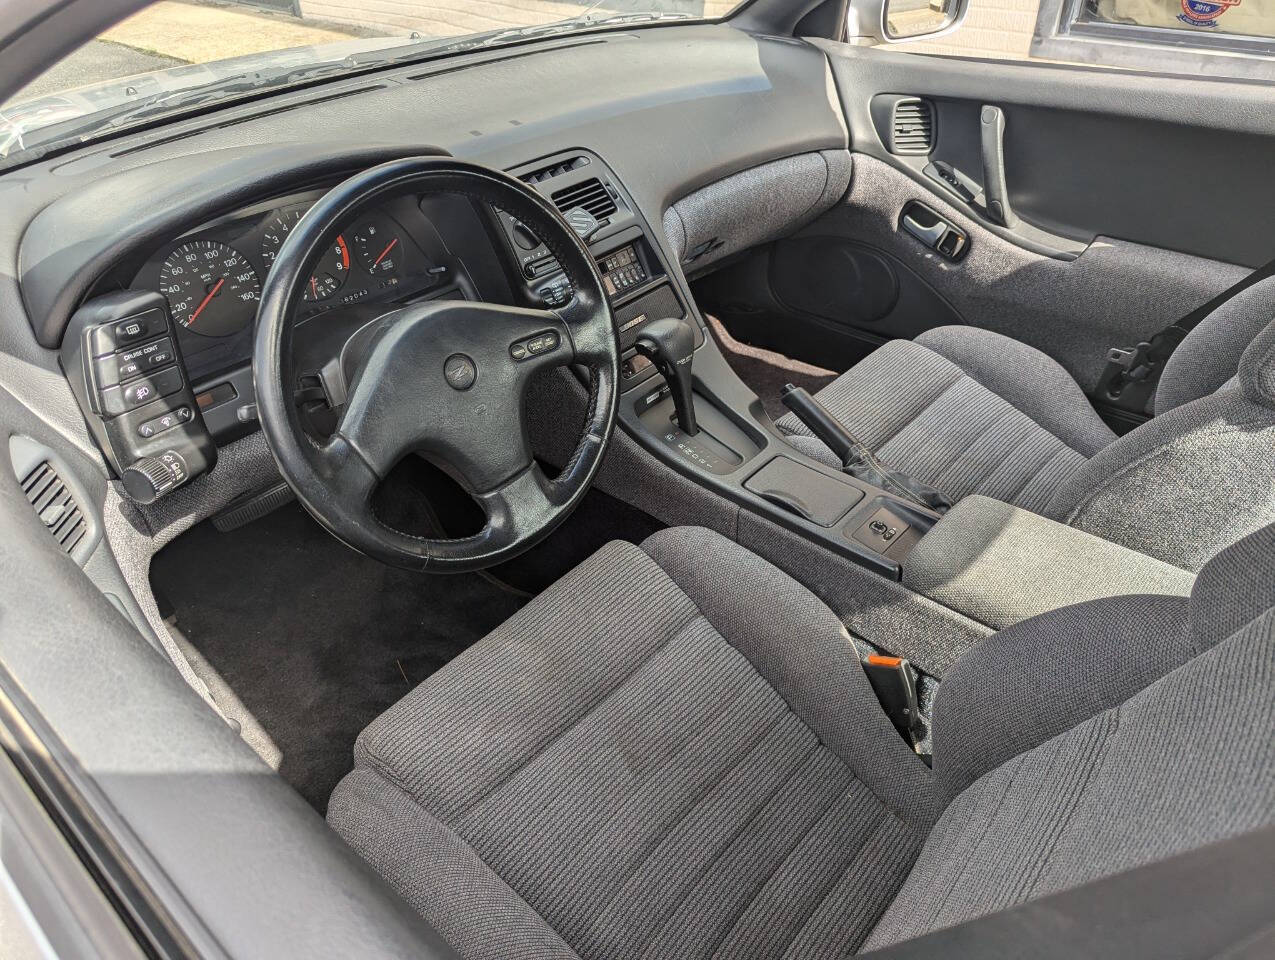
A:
[252,157,620,572]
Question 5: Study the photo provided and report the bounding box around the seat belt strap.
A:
[1098,252,1275,413]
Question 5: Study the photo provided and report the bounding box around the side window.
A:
[888,0,1275,80]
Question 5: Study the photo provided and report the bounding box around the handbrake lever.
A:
[780,384,952,514]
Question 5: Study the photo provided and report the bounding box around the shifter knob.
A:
[635,317,698,436]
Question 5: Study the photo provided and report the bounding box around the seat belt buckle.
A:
[862,654,924,751]
[1106,341,1154,382]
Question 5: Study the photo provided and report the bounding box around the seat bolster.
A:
[929,593,1193,803]
[1238,315,1275,409]
[1157,279,1275,415]
[328,766,580,960]
[916,326,1116,457]
[640,526,938,828]
[1189,520,1275,652]
[1045,388,1275,571]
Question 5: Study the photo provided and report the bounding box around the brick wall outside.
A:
[904,0,1041,59]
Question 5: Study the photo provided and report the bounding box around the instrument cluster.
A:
[132,193,445,382]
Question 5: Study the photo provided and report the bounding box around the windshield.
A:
[0,0,736,168]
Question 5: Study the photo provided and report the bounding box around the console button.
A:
[510,331,559,362]
[137,406,193,439]
[850,507,912,553]
[97,336,174,387]
[89,309,168,356]
[100,366,183,416]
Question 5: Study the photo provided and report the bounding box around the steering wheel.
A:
[253,157,620,572]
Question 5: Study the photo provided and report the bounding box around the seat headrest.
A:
[1239,316,1275,409]
[1157,277,1275,415]
[1189,519,1275,652]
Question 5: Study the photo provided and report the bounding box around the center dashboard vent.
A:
[521,156,589,184]
[550,178,617,221]
[890,98,935,156]
[21,460,87,557]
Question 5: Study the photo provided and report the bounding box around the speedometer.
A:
[261,208,350,302]
[159,240,260,337]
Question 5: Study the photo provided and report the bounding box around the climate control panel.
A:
[61,290,216,503]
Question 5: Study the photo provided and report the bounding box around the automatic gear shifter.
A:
[635,317,698,435]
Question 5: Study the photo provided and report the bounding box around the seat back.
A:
[863,520,1275,950]
[1043,316,1275,571]
[1155,275,1275,415]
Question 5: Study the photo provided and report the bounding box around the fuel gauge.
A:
[353,218,404,277]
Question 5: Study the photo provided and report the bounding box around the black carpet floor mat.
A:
[151,502,527,813]
[151,486,665,813]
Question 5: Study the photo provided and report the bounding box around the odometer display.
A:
[159,240,260,337]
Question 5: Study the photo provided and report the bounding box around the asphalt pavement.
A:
[8,40,183,104]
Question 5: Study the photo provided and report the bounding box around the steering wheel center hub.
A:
[443,353,477,391]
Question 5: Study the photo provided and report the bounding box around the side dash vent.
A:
[21,460,87,557]
[890,99,935,156]
[550,178,617,221]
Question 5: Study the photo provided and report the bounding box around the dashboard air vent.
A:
[21,460,87,556]
[891,99,935,155]
[521,156,589,185]
[550,178,617,221]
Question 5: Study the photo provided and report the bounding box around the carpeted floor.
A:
[151,485,663,813]
[151,502,528,812]
[705,314,838,423]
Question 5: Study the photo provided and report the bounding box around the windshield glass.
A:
[0,0,736,167]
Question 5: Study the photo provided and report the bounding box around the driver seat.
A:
[328,524,1275,959]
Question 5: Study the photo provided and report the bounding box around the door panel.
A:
[697,41,1275,417]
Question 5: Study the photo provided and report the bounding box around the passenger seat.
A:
[777,278,1275,571]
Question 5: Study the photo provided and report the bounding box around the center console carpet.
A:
[705,313,837,422]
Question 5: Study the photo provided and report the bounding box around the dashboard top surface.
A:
[8,24,847,350]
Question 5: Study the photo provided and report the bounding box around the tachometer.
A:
[261,208,350,302]
[159,240,260,337]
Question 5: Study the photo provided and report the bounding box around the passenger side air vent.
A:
[21,460,87,556]
[551,178,617,221]
[890,99,935,156]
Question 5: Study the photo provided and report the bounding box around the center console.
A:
[507,149,940,579]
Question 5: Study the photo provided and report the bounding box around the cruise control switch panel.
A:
[61,290,215,503]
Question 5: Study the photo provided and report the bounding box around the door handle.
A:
[980,105,1018,228]
[900,202,969,261]
[901,213,947,248]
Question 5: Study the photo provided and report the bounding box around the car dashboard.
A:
[63,148,688,501]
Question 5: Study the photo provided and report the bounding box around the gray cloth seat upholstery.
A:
[776,279,1275,571]
[328,524,1275,960]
